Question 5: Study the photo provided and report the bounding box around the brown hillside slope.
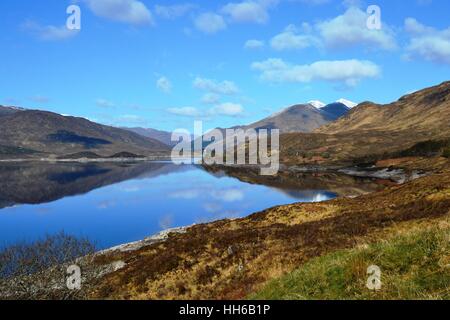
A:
[279,81,450,165]
[0,110,170,159]
[90,164,450,300]
[317,81,450,134]
[244,103,338,133]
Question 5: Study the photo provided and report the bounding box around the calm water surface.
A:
[0,161,339,249]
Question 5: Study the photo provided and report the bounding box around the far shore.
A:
[0,157,429,183]
[0,156,172,163]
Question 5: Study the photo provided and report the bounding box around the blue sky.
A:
[1,0,449,132]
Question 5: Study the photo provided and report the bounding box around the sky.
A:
[0,0,449,132]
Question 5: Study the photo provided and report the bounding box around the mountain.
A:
[226,102,351,135]
[0,109,170,159]
[196,101,352,150]
[319,102,350,119]
[246,104,335,133]
[123,127,174,147]
[308,99,356,110]
[317,82,450,135]
[0,162,187,209]
[336,99,358,109]
[280,81,450,165]
[0,105,25,117]
[308,100,326,109]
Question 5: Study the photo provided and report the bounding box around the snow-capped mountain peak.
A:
[308,100,326,109]
[336,99,358,109]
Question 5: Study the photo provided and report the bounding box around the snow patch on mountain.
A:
[308,100,326,109]
[336,99,358,109]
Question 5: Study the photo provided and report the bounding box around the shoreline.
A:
[0,156,432,183]
[203,162,429,184]
[89,167,450,299]
[97,162,433,254]
[0,156,172,163]
[99,226,190,254]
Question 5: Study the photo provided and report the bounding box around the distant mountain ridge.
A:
[0,105,26,116]
[0,109,170,159]
[122,127,175,147]
[280,81,450,165]
[244,103,348,133]
[335,99,358,109]
[317,82,450,134]
[216,100,352,135]
[320,103,351,119]
[121,99,357,146]
[308,99,357,110]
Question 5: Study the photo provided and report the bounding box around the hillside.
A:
[90,165,450,299]
[0,110,170,159]
[319,102,350,119]
[238,103,349,134]
[0,162,185,209]
[196,102,350,150]
[317,81,450,135]
[122,127,174,147]
[252,226,449,300]
[0,105,25,117]
[280,81,450,165]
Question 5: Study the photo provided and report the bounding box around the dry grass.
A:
[88,165,450,300]
[251,225,450,300]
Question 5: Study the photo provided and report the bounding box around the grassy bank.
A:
[251,227,450,300]
[89,164,450,300]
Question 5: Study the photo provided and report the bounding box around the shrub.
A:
[0,232,96,300]
[400,139,450,157]
[443,147,450,158]
[0,232,95,280]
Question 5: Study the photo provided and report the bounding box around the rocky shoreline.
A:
[99,226,189,254]
[204,162,429,184]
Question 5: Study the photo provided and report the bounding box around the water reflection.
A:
[0,162,381,249]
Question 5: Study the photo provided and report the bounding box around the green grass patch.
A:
[250,227,450,300]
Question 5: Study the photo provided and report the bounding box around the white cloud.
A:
[169,189,200,199]
[404,18,450,65]
[203,202,222,213]
[156,76,172,93]
[93,113,151,126]
[270,24,318,50]
[167,102,244,118]
[84,0,153,25]
[251,58,381,87]
[22,21,79,41]
[96,98,115,108]
[269,7,397,52]
[404,17,434,34]
[193,77,239,95]
[244,39,265,49]
[116,114,149,126]
[221,0,279,24]
[30,95,50,103]
[316,7,397,50]
[211,189,244,202]
[154,3,196,19]
[167,107,202,117]
[210,102,244,117]
[296,0,330,4]
[201,93,220,104]
[194,13,227,34]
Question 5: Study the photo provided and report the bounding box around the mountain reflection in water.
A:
[0,162,382,249]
